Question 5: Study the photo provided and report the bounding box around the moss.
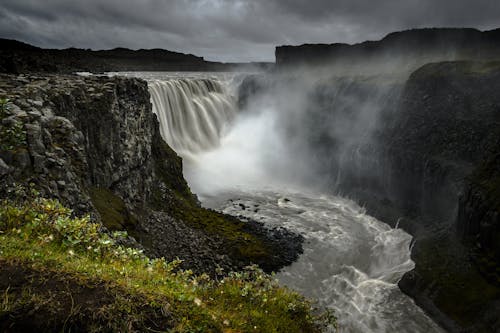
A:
[88,187,138,231]
[416,61,500,84]
[0,196,333,332]
[412,235,500,327]
[0,98,27,152]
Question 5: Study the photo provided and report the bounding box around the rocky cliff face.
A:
[276,28,500,70]
[458,152,500,280]
[383,62,500,333]
[238,60,500,332]
[316,62,500,332]
[0,73,302,275]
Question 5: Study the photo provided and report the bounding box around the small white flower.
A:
[68,249,75,256]
[193,298,202,306]
[223,319,230,326]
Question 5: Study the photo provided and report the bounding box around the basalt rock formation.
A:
[0,73,302,276]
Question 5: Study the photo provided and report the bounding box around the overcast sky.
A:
[1,0,499,62]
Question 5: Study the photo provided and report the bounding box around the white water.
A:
[133,72,443,332]
[203,190,443,332]
[149,78,236,158]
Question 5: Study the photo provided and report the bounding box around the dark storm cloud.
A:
[0,0,499,62]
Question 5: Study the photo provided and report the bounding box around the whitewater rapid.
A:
[116,72,444,332]
[202,189,443,332]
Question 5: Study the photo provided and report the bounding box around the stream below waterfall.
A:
[113,71,445,332]
[200,189,444,333]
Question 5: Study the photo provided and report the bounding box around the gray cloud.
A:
[0,0,499,62]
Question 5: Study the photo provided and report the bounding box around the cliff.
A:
[0,38,272,73]
[276,28,500,70]
[385,62,500,333]
[0,74,302,275]
[315,61,500,332]
[238,60,500,332]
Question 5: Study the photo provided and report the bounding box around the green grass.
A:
[0,196,336,332]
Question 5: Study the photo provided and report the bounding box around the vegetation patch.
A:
[0,195,336,332]
[0,98,27,152]
[88,186,138,231]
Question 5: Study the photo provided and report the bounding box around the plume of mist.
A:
[181,47,481,199]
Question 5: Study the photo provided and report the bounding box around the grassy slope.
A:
[0,196,334,332]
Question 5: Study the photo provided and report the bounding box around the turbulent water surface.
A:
[203,189,443,333]
[118,71,444,332]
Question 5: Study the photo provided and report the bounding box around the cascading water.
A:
[137,72,443,333]
[148,77,237,158]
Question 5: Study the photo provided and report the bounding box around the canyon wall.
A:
[240,44,500,330]
[276,28,500,70]
[0,74,302,275]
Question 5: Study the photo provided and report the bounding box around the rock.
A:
[13,150,31,170]
[27,110,42,120]
[7,104,26,117]
[40,107,53,117]
[29,99,43,107]
[25,122,45,154]
[32,153,45,172]
[0,158,10,176]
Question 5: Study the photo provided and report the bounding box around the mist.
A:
[179,62,407,205]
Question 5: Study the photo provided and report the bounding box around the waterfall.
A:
[137,72,443,332]
[148,78,236,157]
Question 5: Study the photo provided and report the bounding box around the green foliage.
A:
[0,98,27,151]
[0,98,9,118]
[0,196,336,332]
[88,187,138,231]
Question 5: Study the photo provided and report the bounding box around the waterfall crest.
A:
[148,78,236,157]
